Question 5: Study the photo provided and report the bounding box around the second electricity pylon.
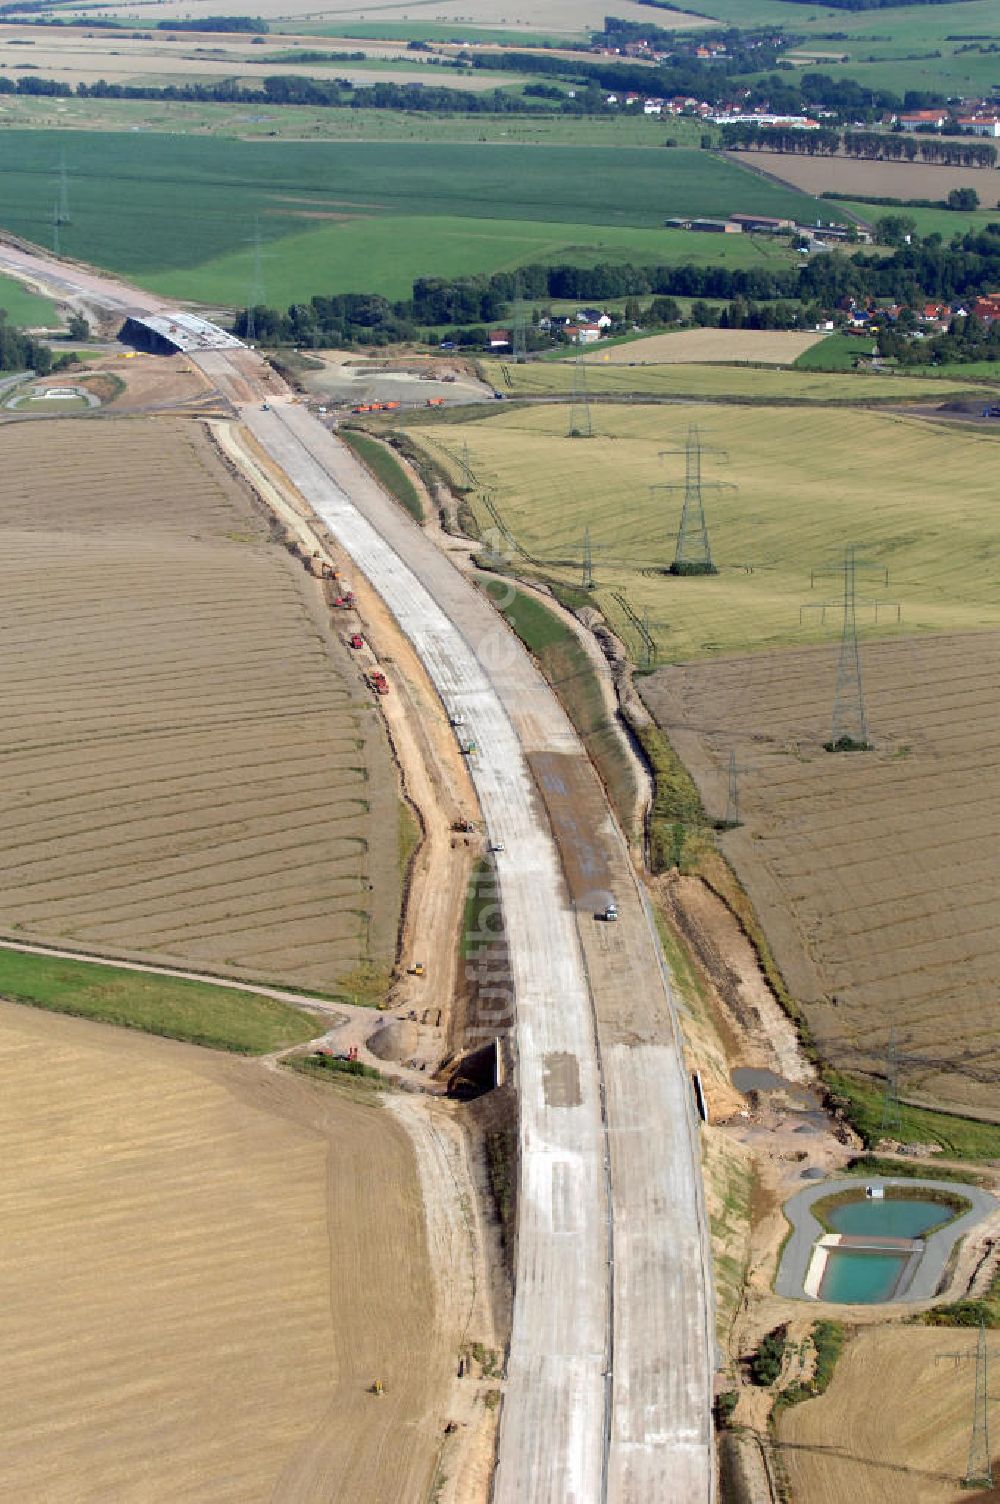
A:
[656,424,733,575]
[244,216,268,344]
[879,1023,903,1137]
[568,354,593,438]
[936,1321,997,1490]
[52,151,70,256]
[511,273,527,364]
[801,545,899,751]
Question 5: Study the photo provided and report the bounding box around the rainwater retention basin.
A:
[775,1178,999,1306]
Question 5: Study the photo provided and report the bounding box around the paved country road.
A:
[0,244,714,1499]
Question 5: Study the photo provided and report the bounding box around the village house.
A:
[899,109,949,131]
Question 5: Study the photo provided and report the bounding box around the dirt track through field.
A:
[0,1000,453,1503]
[0,417,400,992]
[642,632,1000,1118]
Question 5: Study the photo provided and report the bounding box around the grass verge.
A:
[0,947,320,1053]
[462,857,501,962]
[289,1051,383,1086]
[826,1072,1000,1161]
[340,430,423,522]
[844,1154,985,1187]
[475,574,639,838]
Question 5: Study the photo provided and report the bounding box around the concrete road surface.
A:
[236,396,716,1502]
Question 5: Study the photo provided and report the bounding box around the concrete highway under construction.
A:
[0,246,716,1502]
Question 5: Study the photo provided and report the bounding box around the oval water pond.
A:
[826,1198,950,1239]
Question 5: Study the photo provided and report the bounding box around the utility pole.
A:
[568,354,593,438]
[725,750,740,828]
[655,424,733,576]
[801,546,899,751]
[936,1321,997,1489]
[640,605,656,669]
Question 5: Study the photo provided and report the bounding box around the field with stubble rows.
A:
[0,418,400,994]
[642,633,1000,1121]
[0,1002,450,1503]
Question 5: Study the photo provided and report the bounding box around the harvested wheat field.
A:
[0,418,400,993]
[412,402,1000,663]
[642,633,1000,1119]
[584,328,827,365]
[732,149,1000,206]
[0,1000,450,1502]
[776,1325,993,1504]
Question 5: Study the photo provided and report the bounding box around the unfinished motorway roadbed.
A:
[233,392,715,1503]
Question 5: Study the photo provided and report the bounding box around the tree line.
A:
[723,122,997,168]
[231,227,1000,348]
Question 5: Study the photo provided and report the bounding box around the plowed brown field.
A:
[0,1000,450,1503]
[731,148,1000,205]
[0,418,399,992]
[642,632,1000,1118]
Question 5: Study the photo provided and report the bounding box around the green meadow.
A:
[0,131,821,305]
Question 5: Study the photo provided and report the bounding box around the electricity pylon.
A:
[511,273,527,364]
[568,354,592,438]
[879,1023,903,1137]
[936,1321,998,1489]
[801,546,899,751]
[52,151,70,255]
[243,217,269,343]
[655,424,733,575]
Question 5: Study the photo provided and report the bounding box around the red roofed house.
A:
[899,109,948,131]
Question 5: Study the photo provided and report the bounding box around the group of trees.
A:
[0,312,55,373]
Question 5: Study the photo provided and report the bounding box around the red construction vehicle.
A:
[349,633,364,649]
[333,592,355,610]
[369,671,389,696]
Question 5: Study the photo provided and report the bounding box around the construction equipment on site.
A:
[408,962,425,977]
[370,1379,385,1397]
[349,633,364,649]
[449,711,465,727]
[369,671,389,696]
[451,818,475,833]
[333,591,355,609]
[603,899,619,922]
[460,739,477,756]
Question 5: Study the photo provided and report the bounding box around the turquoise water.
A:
[826,1198,949,1238]
[820,1248,908,1304]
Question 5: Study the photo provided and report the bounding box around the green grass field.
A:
[0,131,822,305]
[793,333,865,371]
[830,199,1000,242]
[0,273,58,328]
[0,948,321,1053]
[409,400,1000,661]
[496,359,985,401]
